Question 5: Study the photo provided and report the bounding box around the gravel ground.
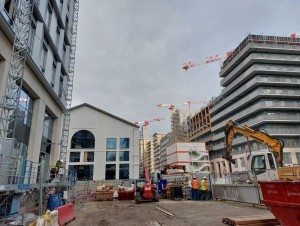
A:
[68,199,272,226]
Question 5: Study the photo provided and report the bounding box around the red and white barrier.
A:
[56,203,75,226]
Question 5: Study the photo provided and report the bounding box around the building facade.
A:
[0,0,77,178]
[153,132,166,171]
[210,35,300,176]
[166,142,209,174]
[67,103,140,180]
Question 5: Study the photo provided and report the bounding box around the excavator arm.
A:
[223,120,284,167]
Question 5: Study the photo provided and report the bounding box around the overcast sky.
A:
[72,0,300,137]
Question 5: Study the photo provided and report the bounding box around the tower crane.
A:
[157,100,208,115]
[182,51,233,71]
[183,32,299,71]
[135,117,165,173]
[134,117,165,140]
[290,32,300,38]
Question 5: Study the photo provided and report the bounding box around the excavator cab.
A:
[248,151,279,181]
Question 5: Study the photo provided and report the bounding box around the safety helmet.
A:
[203,176,207,179]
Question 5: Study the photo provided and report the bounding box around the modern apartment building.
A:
[67,103,140,180]
[152,132,166,171]
[210,34,300,176]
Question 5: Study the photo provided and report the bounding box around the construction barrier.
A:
[56,203,75,226]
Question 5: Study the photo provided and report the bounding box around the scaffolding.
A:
[0,0,34,185]
[0,0,79,220]
[59,0,79,166]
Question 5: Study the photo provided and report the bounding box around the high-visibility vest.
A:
[200,179,208,190]
[191,179,199,189]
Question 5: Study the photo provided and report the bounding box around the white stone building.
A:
[67,103,140,180]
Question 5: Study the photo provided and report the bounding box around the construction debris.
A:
[96,183,114,192]
[222,214,279,226]
[95,183,114,201]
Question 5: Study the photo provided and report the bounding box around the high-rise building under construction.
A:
[210,34,300,175]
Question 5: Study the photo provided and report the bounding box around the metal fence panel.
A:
[212,184,261,205]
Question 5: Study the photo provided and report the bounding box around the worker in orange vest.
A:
[200,176,209,201]
[191,175,200,201]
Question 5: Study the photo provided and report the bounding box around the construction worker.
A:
[200,176,209,201]
[50,160,63,181]
[191,175,200,201]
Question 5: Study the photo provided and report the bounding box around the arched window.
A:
[71,130,95,149]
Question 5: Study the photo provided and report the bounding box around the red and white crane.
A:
[182,51,233,71]
[134,117,165,140]
[134,117,165,127]
[183,33,299,71]
[157,100,209,115]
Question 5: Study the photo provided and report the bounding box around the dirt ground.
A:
[68,199,272,226]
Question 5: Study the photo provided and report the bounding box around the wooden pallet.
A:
[222,214,280,226]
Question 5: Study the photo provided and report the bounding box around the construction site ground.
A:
[69,199,273,226]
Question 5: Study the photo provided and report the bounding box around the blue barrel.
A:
[158,179,167,194]
[47,193,62,211]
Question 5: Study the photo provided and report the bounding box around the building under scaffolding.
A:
[0,0,79,220]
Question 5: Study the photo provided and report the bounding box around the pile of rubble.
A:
[96,183,114,192]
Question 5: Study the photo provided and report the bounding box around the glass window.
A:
[283,152,292,165]
[28,21,36,55]
[84,151,94,162]
[119,164,129,180]
[105,164,116,180]
[268,153,276,169]
[51,61,56,87]
[8,87,34,158]
[240,157,245,167]
[40,42,48,72]
[59,75,64,97]
[119,151,129,161]
[296,152,300,164]
[69,152,80,162]
[106,138,117,149]
[251,155,266,175]
[106,151,116,161]
[71,130,95,149]
[56,26,60,47]
[69,165,93,180]
[120,138,129,149]
[62,43,67,64]
[45,2,52,29]
[233,159,238,168]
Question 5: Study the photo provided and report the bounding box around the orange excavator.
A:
[223,120,299,181]
[135,167,159,204]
